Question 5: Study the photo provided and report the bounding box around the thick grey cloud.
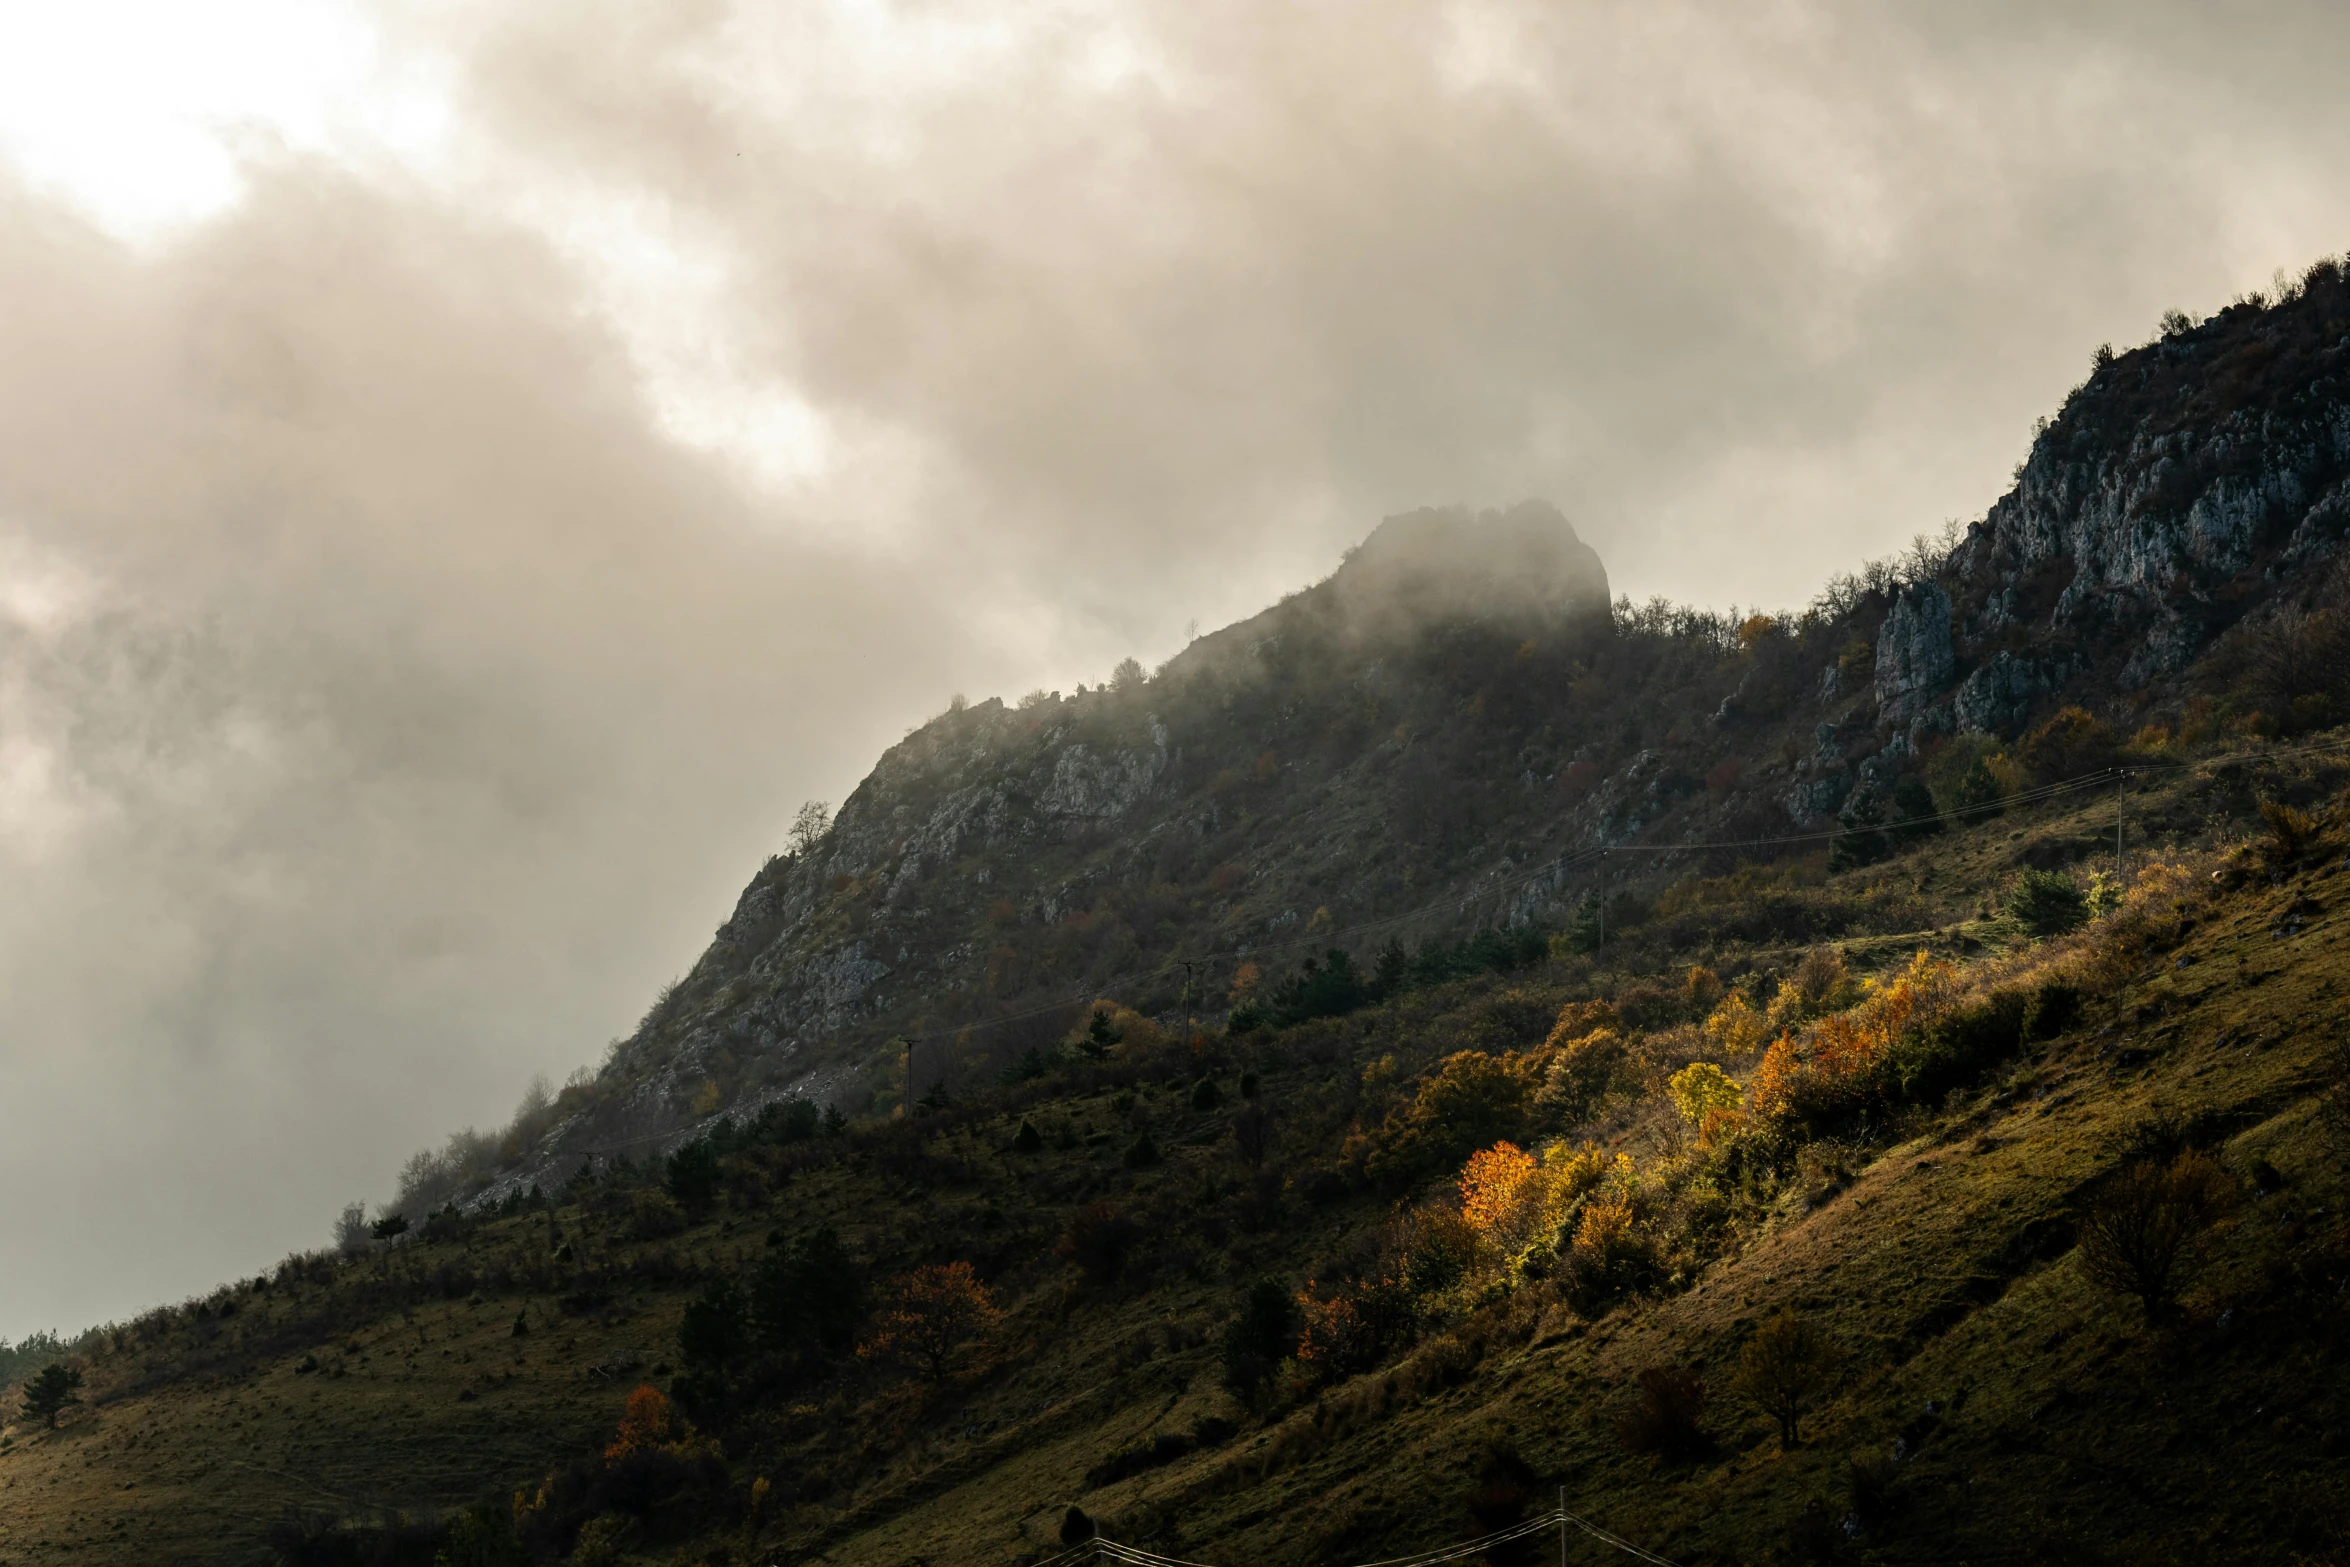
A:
[0,0,2345,1335]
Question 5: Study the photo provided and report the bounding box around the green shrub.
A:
[1886,990,2026,1106]
[1219,1276,1298,1394]
[2007,870,2087,936]
[663,1139,721,1216]
[2021,981,2082,1040]
[1829,794,1888,872]
[18,1361,82,1429]
[996,1048,1053,1086]
[749,1226,862,1363]
[1886,774,1945,846]
[677,1279,749,1372]
[1951,756,2006,824]
[1264,949,1373,1026]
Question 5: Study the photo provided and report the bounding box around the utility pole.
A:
[1559,1486,1568,1567]
[1597,852,1608,950]
[901,1035,915,1117]
[1179,959,1196,1048]
[2115,767,2127,889]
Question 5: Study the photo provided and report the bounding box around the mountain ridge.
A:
[426,261,2350,1215]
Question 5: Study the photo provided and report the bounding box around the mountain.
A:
[450,269,2350,1207]
[10,254,2350,1567]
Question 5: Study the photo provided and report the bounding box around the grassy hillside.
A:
[8,730,2350,1566]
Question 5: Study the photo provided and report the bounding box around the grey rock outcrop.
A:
[1874,583,1954,720]
[1953,653,2050,737]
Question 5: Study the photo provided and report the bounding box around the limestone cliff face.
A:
[1875,274,2350,743]
[1874,584,1954,722]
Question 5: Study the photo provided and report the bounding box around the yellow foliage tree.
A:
[1354,1050,1539,1184]
[1667,1062,1743,1126]
[1533,1029,1629,1125]
[1703,992,1766,1058]
[1681,965,1725,1016]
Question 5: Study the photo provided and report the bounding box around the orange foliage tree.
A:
[604,1384,708,1465]
[1459,1142,1537,1233]
[1293,1276,1412,1379]
[1748,951,1958,1130]
[860,1261,1002,1381]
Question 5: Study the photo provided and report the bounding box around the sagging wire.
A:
[1051,1506,1683,1567]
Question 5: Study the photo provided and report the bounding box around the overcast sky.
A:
[0,0,2344,1338]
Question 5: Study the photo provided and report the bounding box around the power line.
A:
[1022,1509,1684,1567]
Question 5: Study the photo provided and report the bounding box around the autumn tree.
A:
[1358,1050,1536,1184]
[1732,1309,1838,1447]
[603,1383,708,1464]
[1667,1062,1743,1127]
[861,1262,1001,1381]
[1458,1142,1537,1235]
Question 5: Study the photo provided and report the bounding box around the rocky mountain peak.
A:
[1329,499,1612,630]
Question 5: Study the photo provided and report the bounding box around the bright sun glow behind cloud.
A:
[0,0,859,501]
[0,0,449,238]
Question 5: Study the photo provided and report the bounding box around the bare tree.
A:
[2076,1150,2237,1322]
[2233,603,2350,716]
[334,1201,371,1257]
[787,799,832,857]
